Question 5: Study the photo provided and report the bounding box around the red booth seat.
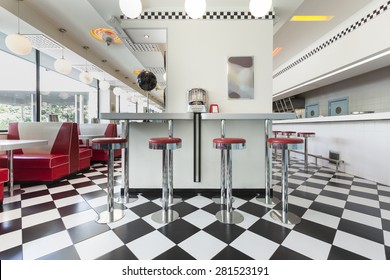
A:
[0,122,92,183]
[0,168,9,205]
[78,123,121,162]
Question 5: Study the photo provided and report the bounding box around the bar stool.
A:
[213,136,246,224]
[92,137,127,224]
[297,132,315,168]
[149,137,182,224]
[281,131,296,164]
[267,137,303,225]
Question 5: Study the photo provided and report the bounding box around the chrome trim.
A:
[149,142,182,150]
[213,142,245,150]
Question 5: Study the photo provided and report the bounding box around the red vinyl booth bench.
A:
[0,122,92,183]
[0,168,9,205]
[78,123,121,162]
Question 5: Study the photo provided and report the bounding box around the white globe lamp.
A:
[185,0,206,19]
[79,71,93,84]
[249,0,272,18]
[99,80,110,90]
[54,58,72,74]
[113,87,122,96]
[119,0,142,19]
[5,33,32,56]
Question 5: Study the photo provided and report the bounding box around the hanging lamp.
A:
[249,0,272,18]
[54,28,72,74]
[119,0,142,19]
[79,46,93,84]
[185,0,206,19]
[5,0,32,56]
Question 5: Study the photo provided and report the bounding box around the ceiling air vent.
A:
[24,34,62,50]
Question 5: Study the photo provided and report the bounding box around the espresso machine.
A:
[187,88,208,112]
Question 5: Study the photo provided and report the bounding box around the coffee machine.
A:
[187,88,208,112]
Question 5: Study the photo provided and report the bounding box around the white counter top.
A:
[100,112,296,121]
[275,112,390,124]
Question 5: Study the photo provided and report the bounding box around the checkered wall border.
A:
[273,1,390,79]
[120,11,275,20]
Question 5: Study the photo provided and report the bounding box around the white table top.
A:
[0,139,48,151]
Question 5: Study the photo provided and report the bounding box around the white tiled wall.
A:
[303,66,390,116]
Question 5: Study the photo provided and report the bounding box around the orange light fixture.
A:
[290,15,334,22]
[272,47,282,57]
[90,28,121,45]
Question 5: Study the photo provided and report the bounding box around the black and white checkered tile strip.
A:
[0,159,389,260]
[120,11,275,20]
[273,1,390,78]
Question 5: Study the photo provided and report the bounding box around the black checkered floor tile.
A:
[1,160,389,260]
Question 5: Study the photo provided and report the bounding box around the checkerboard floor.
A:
[1,159,389,260]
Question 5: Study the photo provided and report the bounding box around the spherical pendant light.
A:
[99,80,110,90]
[79,71,93,84]
[185,0,206,19]
[113,87,122,96]
[249,0,272,18]
[54,58,72,74]
[119,0,142,19]
[5,33,32,56]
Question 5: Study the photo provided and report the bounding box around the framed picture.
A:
[227,56,254,99]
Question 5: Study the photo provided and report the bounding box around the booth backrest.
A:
[7,122,80,174]
[78,123,118,138]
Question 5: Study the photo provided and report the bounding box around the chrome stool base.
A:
[96,209,125,224]
[116,194,138,204]
[216,210,244,224]
[151,209,180,224]
[160,196,182,205]
[270,210,301,225]
[212,196,234,204]
[256,196,280,206]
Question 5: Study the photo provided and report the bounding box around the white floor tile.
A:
[75,185,102,195]
[62,209,98,229]
[235,209,259,229]
[307,178,329,185]
[282,231,331,260]
[302,209,340,229]
[127,231,175,260]
[288,195,313,208]
[333,231,386,260]
[315,195,346,209]
[21,195,53,208]
[48,185,74,194]
[184,195,213,208]
[378,185,390,193]
[21,185,48,194]
[22,209,61,229]
[0,230,22,252]
[261,210,295,230]
[178,231,227,259]
[0,208,21,223]
[296,185,322,195]
[347,195,380,208]
[53,195,86,208]
[108,209,140,229]
[384,231,390,247]
[230,231,279,259]
[75,231,124,260]
[92,178,107,185]
[125,195,150,208]
[85,196,107,208]
[330,177,353,185]
[379,195,390,204]
[23,231,73,260]
[342,209,382,229]
[351,185,378,195]
[182,209,216,229]
[67,177,91,184]
[381,209,390,221]
[324,185,350,195]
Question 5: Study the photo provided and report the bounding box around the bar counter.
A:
[100,112,295,190]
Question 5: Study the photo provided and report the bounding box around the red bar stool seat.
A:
[149,137,182,224]
[267,137,303,225]
[297,132,316,168]
[92,137,128,224]
[213,137,246,224]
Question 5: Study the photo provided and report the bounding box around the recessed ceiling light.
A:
[272,47,282,57]
[290,15,334,22]
[144,35,150,38]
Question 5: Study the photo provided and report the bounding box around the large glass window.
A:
[0,49,36,130]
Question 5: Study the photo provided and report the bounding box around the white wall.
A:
[124,19,273,113]
[274,119,390,186]
[303,66,390,116]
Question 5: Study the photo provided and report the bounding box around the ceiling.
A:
[0,0,378,106]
